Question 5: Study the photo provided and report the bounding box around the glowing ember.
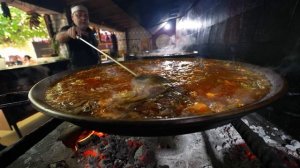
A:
[239,143,256,160]
[83,149,98,157]
[64,132,157,168]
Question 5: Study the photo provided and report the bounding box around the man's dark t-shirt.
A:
[60,25,100,69]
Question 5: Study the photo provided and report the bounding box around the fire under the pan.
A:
[9,114,300,168]
[48,124,263,168]
[60,128,261,168]
[45,58,271,119]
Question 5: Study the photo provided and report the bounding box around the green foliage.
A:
[0,6,49,48]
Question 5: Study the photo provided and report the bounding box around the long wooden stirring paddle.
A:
[77,36,137,77]
[77,36,172,96]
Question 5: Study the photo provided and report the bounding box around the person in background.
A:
[110,32,118,58]
[9,55,22,65]
[23,55,36,65]
[55,5,100,69]
[23,55,31,65]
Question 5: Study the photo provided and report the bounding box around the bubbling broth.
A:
[45,58,271,119]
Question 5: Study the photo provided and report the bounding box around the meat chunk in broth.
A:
[111,74,172,104]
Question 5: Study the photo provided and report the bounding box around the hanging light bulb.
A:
[164,22,171,30]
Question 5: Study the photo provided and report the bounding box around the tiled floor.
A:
[0,112,51,147]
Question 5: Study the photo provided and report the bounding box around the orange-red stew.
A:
[45,58,271,119]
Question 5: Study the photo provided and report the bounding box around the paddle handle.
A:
[77,36,137,77]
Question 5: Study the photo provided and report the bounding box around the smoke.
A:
[141,33,197,57]
[275,54,300,76]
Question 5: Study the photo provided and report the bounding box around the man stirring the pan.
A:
[56,5,100,69]
[55,5,172,104]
